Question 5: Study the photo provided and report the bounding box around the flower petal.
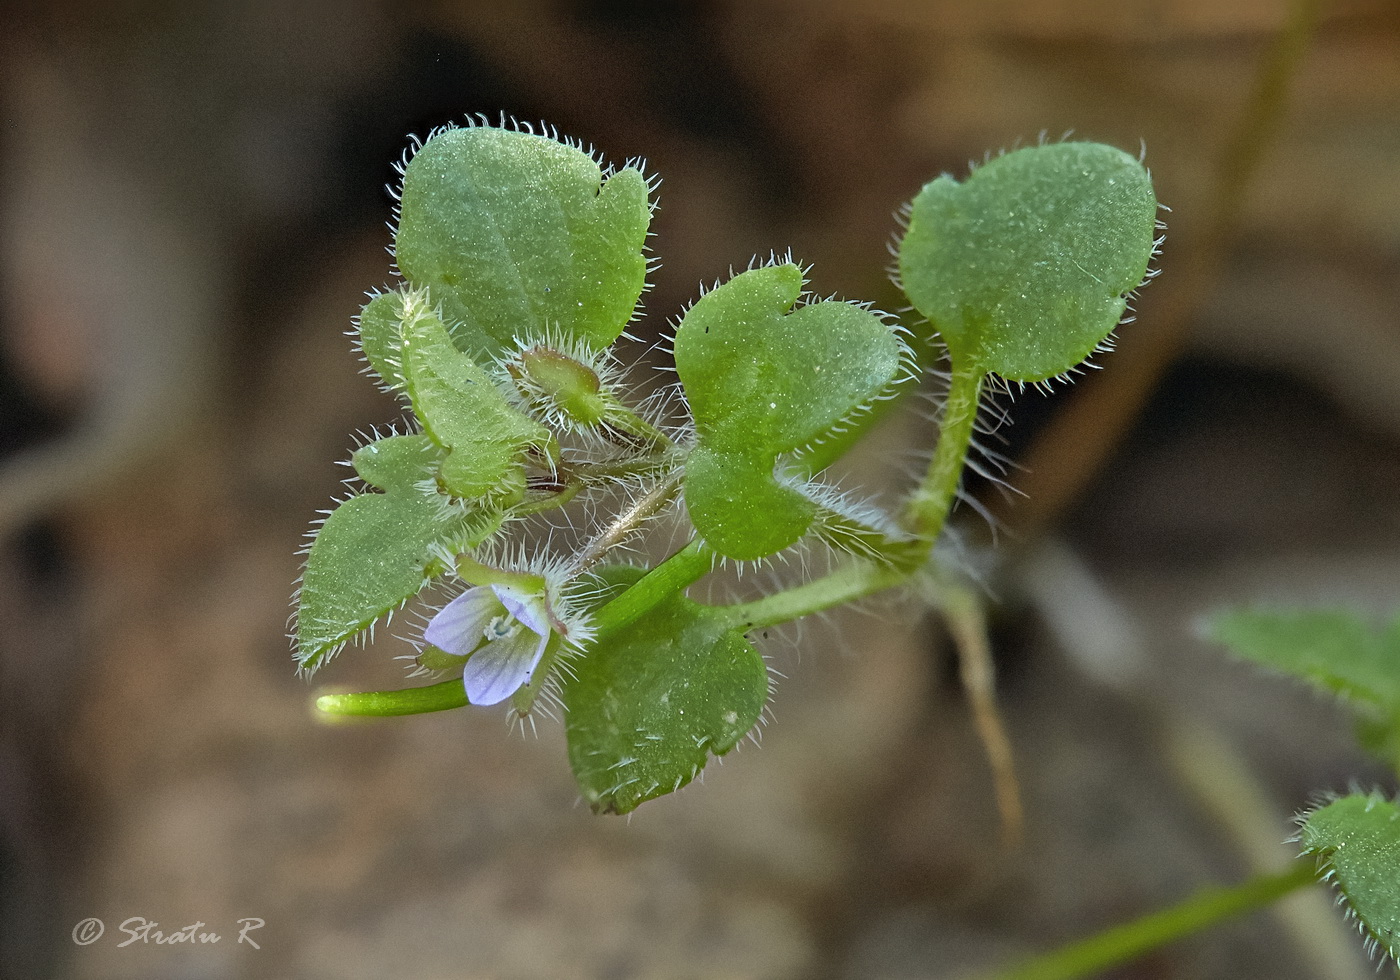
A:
[424,586,502,656]
[491,583,551,637]
[463,629,551,705]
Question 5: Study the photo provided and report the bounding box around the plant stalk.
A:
[905,364,984,541]
[976,863,1318,980]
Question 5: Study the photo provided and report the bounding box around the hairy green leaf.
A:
[296,435,498,674]
[898,141,1157,382]
[674,263,902,560]
[1301,793,1400,962]
[357,289,410,391]
[395,125,652,361]
[564,570,768,814]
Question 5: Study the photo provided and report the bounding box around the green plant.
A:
[296,115,1400,977]
[293,120,1158,820]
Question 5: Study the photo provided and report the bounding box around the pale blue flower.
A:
[425,584,554,705]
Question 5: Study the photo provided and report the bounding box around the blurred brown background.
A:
[2,1,1398,978]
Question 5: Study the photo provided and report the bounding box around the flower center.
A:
[485,613,522,642]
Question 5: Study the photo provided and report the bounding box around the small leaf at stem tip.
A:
[898,141,1158,382]
[516,345,609,427]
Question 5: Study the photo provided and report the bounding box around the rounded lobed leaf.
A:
[673,263,904,560]
[683,448,815,563]
[563,578,769,814]
[349,433,439,491]
[898,141,1157,382]
[395,124,653,362]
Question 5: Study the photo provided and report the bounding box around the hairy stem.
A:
[808,499,924,569]
[566,451,678,484]
[571,472,683,573]
[718,560,905,630]
[601,399,672,449]
[905,363,984,540]
[318,342,985,718]
[516,449,679,518]
[710,364,989,632]
[512,479,583,516]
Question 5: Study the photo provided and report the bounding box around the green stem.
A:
[905,362,984,539]
[710,362,988,632]
[976,863,1318,980]
[318,343,983,718]
[708,363,989,634]
[718,560,905,630]
[567,451,679,484]
[513,479,582,516]
[589,539,715,637]
[316,678,466,717]
[516,450,679,519]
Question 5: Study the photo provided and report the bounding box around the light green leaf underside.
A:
[296,435,499,674]
[1301,793,1400,962]
[395,125,652,362]
[1211,608,1400,770]
[1210,609,1400,713]
[673,263,902,560]
[898,141,1157,382]
[564,567,768,814]
[398,294,555,502]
